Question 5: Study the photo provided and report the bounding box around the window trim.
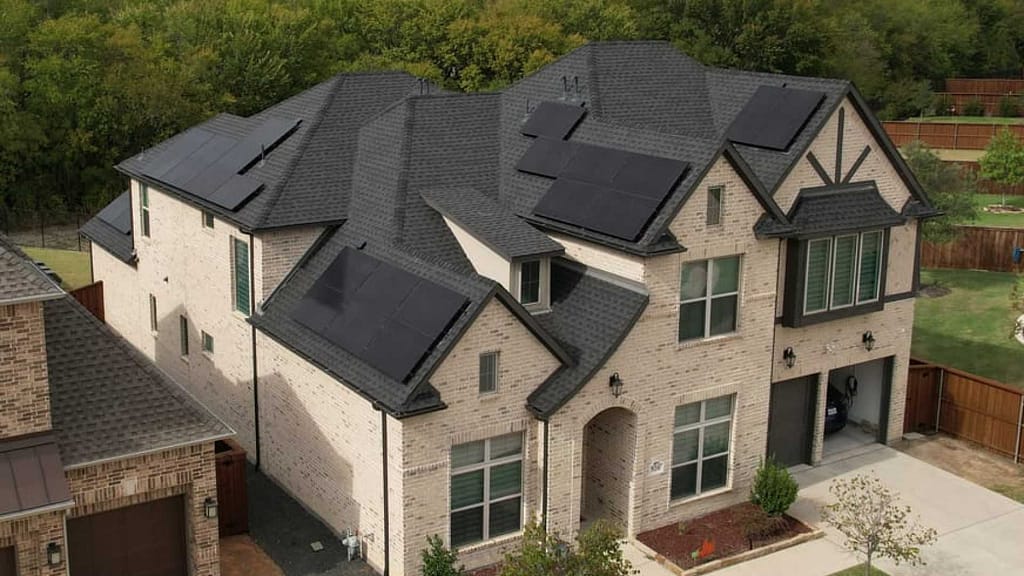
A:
[450,434,524,548]
[706,185,724,226]
[670,396,734,501]
[856,230,883,305]
[139,183,151,238]
[803,230,885,316]
[512,258,549,312]
[678,255,742,342]
[201,331,214,354]
[179,315,189,357]
[202,210,215,229]
[478,351,499,395]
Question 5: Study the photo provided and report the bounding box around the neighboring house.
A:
[81,42,937,576]
[0,234,231,575]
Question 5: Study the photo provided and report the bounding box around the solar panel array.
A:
[290,248,468,382]
[140,117,301,211]
[727,85,826,151]
[96,192,132,235]
[520,101,586,139]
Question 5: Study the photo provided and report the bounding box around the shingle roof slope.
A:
[0,235,62,304]
[757,182,905,238]
[80,191,134,263]
[421,187,564,260]
[44,296,232,466]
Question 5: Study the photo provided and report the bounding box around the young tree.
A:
[421,534,465,576]
[500,519,634,576]
[979,128,1024,207]
[902,141,978,244]
[820,474,937,576]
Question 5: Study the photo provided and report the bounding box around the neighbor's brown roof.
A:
[0,434,73,520]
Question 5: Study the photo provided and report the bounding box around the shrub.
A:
[740,506,790,549]
[750,458,799,516]
[998,95,1022,118]
[962,98,986,117]
[499,520,634,576]
[421,535,465,576]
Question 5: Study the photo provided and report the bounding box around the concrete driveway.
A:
[710,444,1024,575]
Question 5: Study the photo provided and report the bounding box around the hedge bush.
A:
[750,458,799,516]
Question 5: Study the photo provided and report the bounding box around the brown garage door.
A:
[767,376,817,467]
[68,495,186,576]
[0,547,14,576]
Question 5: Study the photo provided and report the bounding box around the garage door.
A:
[0,547,14,576]
[767,376,817,467]
[68,495,186,576]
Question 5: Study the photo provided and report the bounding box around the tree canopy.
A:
[0,0,1021,217]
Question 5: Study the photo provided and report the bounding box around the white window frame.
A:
[670,396,734,501]
[706,185,724,226]
[140,183,151,238]
[201,330,215,354]
[450,434,523,547]
[512,258,549,312]
[202,210,215,229]
[678,256,741,342]
[479,351,499,394]
[803,230,883,315]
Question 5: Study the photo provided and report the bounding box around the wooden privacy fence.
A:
[69,281,104,322]
[906,359,1024,463]
[949,161,1024,196]
[945,79,1024,94]
[921,226,1024,272]
[215,438,248,537]
[882,121,1024,150]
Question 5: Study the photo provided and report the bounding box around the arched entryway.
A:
[580,407,637,531]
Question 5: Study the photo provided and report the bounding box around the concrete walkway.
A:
[631,444,1024,576]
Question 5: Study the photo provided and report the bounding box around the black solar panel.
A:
[290,248,468,382]
[228,117,301,173]
[208,175,263,211]
[96,192,132,235]
[142,129,215,179]
[612,154,689,200]
[160,134,238,188]
[727,85,826,151]
[515,138,578,178]
[521,101,586,139]
[534,179,662,241]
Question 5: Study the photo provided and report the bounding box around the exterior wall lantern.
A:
[609,372,624,398]
[862,331,876,351]
[46,542,62,566]
[782,347,797,369]
[204,497,218,519]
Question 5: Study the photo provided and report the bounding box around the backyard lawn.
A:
[917,115,1024,125]
[21,247,92,290]
[827,565,889,576]
[913,269,1024,387]
[972,193,1024,228]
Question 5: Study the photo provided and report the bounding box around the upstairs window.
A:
[231,237,250,316]
[149,294,157,333]
[679,256,741,342]
[479,352,499,394]
[202,331,215,354]
[804,230,883,315]
[140,183,151,238]
[450,433,523,547]
[179,315,189,356]
[513,259,549,312]
[706,186,724,226]
[202,210,215,229]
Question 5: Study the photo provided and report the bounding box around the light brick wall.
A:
[90,245,142,344]
[254,226,322,301]
[548,233,646,283]
[0,302,52,438]
[397,299,560,576]
[255,331,390,574]
[0,511,65,576]
[546,156,779,540]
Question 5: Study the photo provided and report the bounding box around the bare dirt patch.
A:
[896,434,1024,503]
[918,283,951,298]
[985,204,1024,214]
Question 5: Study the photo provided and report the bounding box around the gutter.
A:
[249,231,262,469]
[377,405,391,576]
[541,418,550,530]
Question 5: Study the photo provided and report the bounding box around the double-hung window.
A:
[450,433,523,547]
[804,230,883,315]
[479,352,499,394]
[671,396,733,500]
[140,183,151,238]
[679,256,740,342]
[519,260,541,305]
[231,238,250,316]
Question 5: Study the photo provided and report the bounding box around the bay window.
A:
[804,230,883,315]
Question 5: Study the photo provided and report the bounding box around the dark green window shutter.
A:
[233,238,250,315]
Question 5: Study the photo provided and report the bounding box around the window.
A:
[671,396,733,500]
[678,256,740,342]
[202,331,214,353]
[149,294,157,333]
[179,315,189,356]
[519,260,541,305]
[450,433,523,547]
[479,352,499,394]
[202,210,215,229]
[804,230,883,315]
[706,186,723,226]
[232,238,250,315]
[140,183,151,238]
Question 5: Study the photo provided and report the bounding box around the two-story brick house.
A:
[0,235,232,575]
[82,42,936,576]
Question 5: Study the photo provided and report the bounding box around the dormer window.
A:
[513,258,550,312]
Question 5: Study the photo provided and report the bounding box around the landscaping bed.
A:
[636,502,811,570]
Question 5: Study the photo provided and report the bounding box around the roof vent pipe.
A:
[259,144,266,167]
[572,76,580,101]
[523,98,532,123]
[561,76,568,100]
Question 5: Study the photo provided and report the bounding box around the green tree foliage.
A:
[749,458,798,516]
[421,535,465,576]
[499,519,634,576]
[979,128,1024,206]
[902,141,979,243]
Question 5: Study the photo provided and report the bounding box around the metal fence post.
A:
[1015,395,1023,464]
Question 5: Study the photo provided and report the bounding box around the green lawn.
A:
[827,564,890,576]
[20,247,92,291]
[917,115,1024,125]
[913,269,1024,387]
[971,194,1024,228]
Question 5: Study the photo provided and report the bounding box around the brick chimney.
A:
[0,301,52,438]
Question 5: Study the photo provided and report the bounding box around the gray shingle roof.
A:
[44,296,232,467]
[80,191,135,264]
[757,182,906,238]
[0,235,62,305]
[421,187,564,260]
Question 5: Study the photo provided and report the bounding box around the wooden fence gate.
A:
[904,363,940,434]
[70,281,104,322]
[215,439,248,537]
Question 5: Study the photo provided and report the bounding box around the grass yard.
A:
[917,115,1024,125]
[827,565,890,576]
[20,247,92,291]
[913,269,1024,387]
[971,193,1024,228]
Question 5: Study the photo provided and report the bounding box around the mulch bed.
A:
[468,564,501,576]
[636,502,811,570]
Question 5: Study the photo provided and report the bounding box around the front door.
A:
[0,547,15,576]
[767,376,817,466]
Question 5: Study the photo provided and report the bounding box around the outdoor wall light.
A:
[783,347,797,369]
[609,372,624,398]
[862,331,876,351]
[46,542,62,566]
[204,497,218,519]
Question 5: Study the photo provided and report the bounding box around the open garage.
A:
[823,357,893,459]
